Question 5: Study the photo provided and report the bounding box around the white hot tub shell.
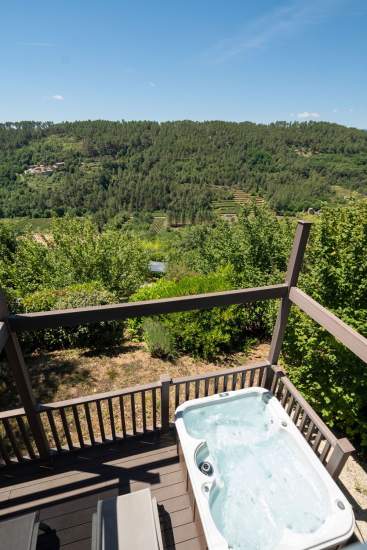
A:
[175,387,354,550]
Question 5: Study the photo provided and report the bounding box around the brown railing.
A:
[0,361,353,479]
[0,220,364,478]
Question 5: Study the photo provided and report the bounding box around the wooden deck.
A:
[0,431,205,550]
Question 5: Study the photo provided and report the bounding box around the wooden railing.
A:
[0,220,363,479]
[0,361,354,479]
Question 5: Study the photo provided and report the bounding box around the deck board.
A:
[0,431,204,549]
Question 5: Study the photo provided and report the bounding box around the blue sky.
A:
[1,0,366,127]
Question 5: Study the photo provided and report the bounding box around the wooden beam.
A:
[160,375,171,433]
[8,284,288,331]
[290,287,367,364]
[268,221,312,368]
[0,322,9,353]
[0,291,49,459]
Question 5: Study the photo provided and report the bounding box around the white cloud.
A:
[51,95,64,101]
[148,81,156,88]
[332,108,338,113]
[297,111,320,119]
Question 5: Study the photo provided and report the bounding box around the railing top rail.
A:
[8,284,288,331]
[290,287,367,364]
[0,407,25,420]
[171,360,270,385]
[37,381,162,410]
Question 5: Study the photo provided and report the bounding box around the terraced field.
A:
[151,216,168,233]
[213,190,266,218]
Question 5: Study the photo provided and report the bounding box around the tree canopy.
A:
[1,120,367,220]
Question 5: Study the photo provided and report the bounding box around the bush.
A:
[142,318,176,359]
[20,282,123,350]
[129,267,276,359]
[10,217,149,299]
[283,203,367,448]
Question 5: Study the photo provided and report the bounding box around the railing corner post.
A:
[326,437,355,479]
[160,375,171,433]
[268,220,312,366]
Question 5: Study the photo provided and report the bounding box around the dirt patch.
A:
[27,341,270,403]
[340,455,367,542]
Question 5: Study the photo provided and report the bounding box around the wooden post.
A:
[266,221,312,386]
[160,375,171,433]
[326,438,355,479]
[0,292,49,459]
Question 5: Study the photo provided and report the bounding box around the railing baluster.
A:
[214,376,219,394]
[241,370,246,388]
[276,379,285,401]
[175,384,180,408]
[299,412,309,434]
[2,419,23,462]
[293,402,301,425]
[131,393,137,435]
[286,395,295,416]
[312,431,323,454]
[232,373,237,390]
[223,375,228,392]
[0,437,11,466]
[46,410,62,453]
[249,368,255,387]
[16,416,36,459]
[281,389,289,407]
[141,392,147,433]
[152,388,157,431]
[108,398,116,440]
[84,403,95,445]
[119,396,126,438]
[60,408,74,450]
[204,378,209,396]
[320,441,331,464]
[195,380,200,399]
[270,372,278,394]
[72,405,84,448]
[306,420,315,442]
[96,400,106,442]
[260,366,267,387]
[185,382,190,401]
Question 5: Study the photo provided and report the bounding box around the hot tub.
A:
[175,387,354,550]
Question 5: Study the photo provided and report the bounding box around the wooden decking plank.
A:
[39,505,95,531]
[167,535,206,550]
[4,469,184,517]
[0,434,205,550]
[171,521,203,545]
[0,440,177,492]
[160,506,193,528]
[7,448,180,499]
[157,493,191,513]
[152,480,187,502]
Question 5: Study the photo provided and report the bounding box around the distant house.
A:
[24,162,65,176]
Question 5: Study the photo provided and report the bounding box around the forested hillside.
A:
[1,120,367,221]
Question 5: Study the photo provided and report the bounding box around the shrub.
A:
[20,282,123,350]
[142,318,176,359]
[283,203,367,448]
[11,217,149,299]
[129,267,276,359]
